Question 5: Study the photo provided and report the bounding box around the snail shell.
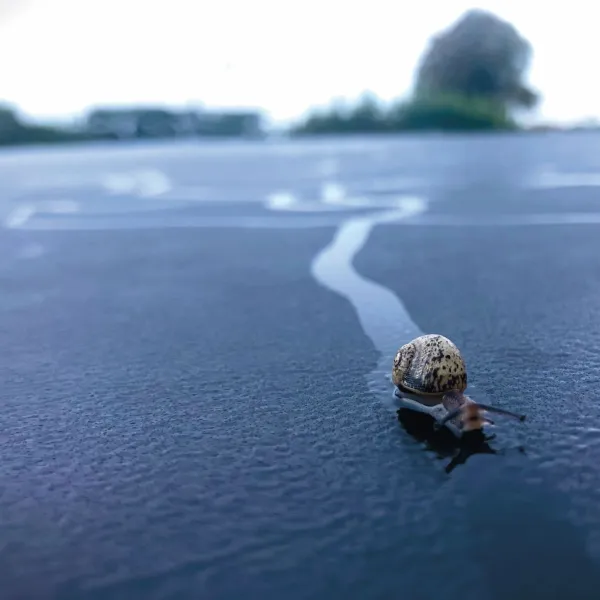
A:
[392,334,467,402]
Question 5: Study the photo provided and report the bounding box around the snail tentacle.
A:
[436,402,525,431]
[474,402,526,422]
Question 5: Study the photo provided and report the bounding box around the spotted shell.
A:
[392,334,467,397]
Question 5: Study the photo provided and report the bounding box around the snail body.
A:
[392,334,525,438]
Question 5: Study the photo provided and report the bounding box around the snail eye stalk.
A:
[436,403,525,430]
[475,402,526,422]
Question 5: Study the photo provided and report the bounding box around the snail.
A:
[392,334,526,437]
[392,333,468,403]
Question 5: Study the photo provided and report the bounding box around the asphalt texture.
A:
[1,133,600,600]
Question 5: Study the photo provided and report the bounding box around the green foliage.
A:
[414,9,539,111]
[292,92,516,135]
[0,105,87,146]
[291,94,388,135]
[0,105,265,147]
[390,92,516,132]
[293,9,537,136]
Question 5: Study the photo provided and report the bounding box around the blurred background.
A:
[0,0,596,144]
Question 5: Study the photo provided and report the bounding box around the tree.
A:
[414,9,539,112]
[0,104,20,135]
[291,93,389,135]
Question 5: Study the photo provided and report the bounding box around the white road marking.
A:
[4,199,81,230]
[391,213,600,226]
[20,215,346,231]
[311,195,427,357]
[5,205,36,228]
[102,169,172,198]
[11,158,600,234]
[527,166,600,189]
[265,192,297,210]
[310,196,427,404]
[265,189,352,212]
[135,169,172,197]
[267,181,426,214]
[320,182,370,208]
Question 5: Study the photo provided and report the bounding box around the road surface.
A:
[1,132,600,600]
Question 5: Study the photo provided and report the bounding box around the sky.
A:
[0,0,596,125]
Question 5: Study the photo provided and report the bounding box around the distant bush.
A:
[291,92,516,136]
[0,125,89,146]
[0,104,88,147]
[389,92,516,132]
[0,104,266,148]
[291,94,388,135]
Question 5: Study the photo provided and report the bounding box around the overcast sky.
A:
[0,0,595,124]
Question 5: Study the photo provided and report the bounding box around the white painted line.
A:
[20,215,346,231]
[311,196,427,365]
[266,182,426,214]
[265,190,350,212]
[265,191,297,210]
[4,199,81,229]
[320,182,370,208]
[528,168,600,189]
[102,169,172,198]
[5,205,36,228]
[389,213,600,226]
[321,182,345,203]
[135,169,172,197]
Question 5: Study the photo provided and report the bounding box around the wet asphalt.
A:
[0,133,600,600]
